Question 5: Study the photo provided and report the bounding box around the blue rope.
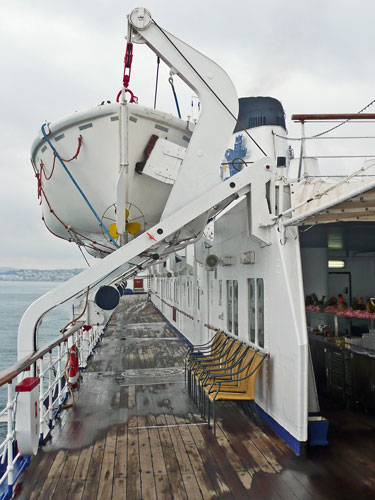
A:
[169,78,181,119]
[41,124,120,248]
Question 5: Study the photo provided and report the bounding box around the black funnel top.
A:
[234,96,286,133]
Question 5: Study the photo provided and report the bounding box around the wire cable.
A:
[151,18,268,157]
[154,56,160,109]
[274,97,375,141]
[78,245,91,267]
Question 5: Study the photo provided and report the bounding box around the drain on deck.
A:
[120,367,185,385]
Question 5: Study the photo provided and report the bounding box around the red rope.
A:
[38,135,83,185]
[61,135,83,162]
[39,184,113,254]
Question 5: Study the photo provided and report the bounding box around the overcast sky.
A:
[1,0,374,269]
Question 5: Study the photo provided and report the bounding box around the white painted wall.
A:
[150,197,308,444]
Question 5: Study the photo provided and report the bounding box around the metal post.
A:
[334,315,339,337]
[48,351,53,428]
[64,340,68,399]
[38,358,44,440]
[57,344,62,410]
[7,382,13,494]
[297,120,306,180]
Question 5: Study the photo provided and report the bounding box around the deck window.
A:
[188,281,191,308]
[248,278,265,347]
[226,280,238,335]
[233,280,238,335]
[249,279,256,343]
[257,278,264,348]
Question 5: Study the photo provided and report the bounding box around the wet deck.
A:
[14,296,375,499]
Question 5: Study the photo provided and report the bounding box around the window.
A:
[257,278,264,348]
[219,280,222,306]
[187,281,192,308]
[249,279,256,342]
[226,280,238,335]
[248,278,264,347]
[227,281,232,332]
[233,280,238,336]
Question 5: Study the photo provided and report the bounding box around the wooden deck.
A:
[14,295,375,499]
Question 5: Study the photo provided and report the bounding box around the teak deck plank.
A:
[26,450,59,500]
[14,295,375,500]
[97,426,117,500]
[81,437,106,500]
[172,415,218,499]
[52,448,81,500]
[137,416,157,500]
[156,414,188,500]
[147,415,168,476]
[113,423,127,480]
[163,414,194,475]
[188,422,232,498]
[197,424,252,500]
[35,449,66,500]
[127,416,142,500]
[154,474,172,500]
[67,444,94,499]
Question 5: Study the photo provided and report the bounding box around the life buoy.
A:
[68,346,80,388]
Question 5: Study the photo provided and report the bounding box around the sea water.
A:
[0,281,71,440]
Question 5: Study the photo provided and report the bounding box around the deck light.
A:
[328,260,346,269]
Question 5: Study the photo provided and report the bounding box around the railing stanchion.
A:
[57,344,62,411]
[38,357,44,441]
[48,351,53,428]
[7,382,14,494]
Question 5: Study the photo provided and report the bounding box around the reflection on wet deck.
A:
[14,296,375,499]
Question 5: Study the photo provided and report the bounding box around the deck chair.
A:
[189,337,237,404]
[185,331,225,380]
[199,346,255,419]
[205,351,267,435]
[186,332,228,398]
[188,335,237,403]
[196,342,247,413]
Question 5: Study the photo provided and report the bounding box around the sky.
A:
[1,0,375,269]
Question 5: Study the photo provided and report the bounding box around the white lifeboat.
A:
[31,101,192,257]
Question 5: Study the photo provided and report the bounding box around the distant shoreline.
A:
[0,268,83,282]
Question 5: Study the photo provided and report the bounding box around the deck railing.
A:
[0,321,104,500]
[289,113,375,181]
